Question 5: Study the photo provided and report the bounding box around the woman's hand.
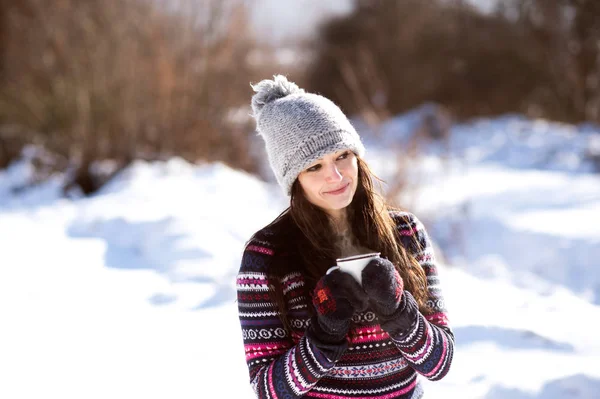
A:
[361,257,404,317]
[309,269,369,343]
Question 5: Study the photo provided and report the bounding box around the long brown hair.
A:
[262,156,430,332]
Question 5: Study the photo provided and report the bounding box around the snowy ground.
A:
[1,114,599,399]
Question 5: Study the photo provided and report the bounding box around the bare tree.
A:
[306,0,600,125]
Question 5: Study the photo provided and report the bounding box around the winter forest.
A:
[1,1,600,398]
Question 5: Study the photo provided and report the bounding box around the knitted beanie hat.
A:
[250,75,365,195]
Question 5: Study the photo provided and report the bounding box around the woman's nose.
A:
[324,163,343,182]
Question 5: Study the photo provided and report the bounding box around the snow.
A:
[1,113,600,398]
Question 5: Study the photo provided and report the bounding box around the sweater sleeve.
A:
[237,239,347,398]
[382,212,455,381]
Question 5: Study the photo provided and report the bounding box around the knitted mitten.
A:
[361,257,404,317]
[362,257,420,338]
[381,290,420,339]
[308,269,369,345]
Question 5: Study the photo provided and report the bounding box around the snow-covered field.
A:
[1,114,599,399]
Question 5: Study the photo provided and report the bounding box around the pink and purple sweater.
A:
[236,211,454,399]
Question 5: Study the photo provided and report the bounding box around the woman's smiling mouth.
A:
[324,183,350,195]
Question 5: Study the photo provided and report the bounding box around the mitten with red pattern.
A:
[307,269,369,345]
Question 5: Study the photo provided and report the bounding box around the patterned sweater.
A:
[236,211,454,399]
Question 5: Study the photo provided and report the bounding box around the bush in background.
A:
[1,0,598,194]
[0,0,266,193]
[306,0,600,125]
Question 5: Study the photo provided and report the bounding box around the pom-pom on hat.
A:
[250,75,365,196]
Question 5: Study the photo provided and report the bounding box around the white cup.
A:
[326,252,381,285]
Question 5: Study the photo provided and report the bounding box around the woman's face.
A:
[297,149,359,219]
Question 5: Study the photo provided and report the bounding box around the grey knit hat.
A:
[250,75,365,195]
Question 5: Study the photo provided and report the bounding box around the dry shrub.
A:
[0,0,263,193]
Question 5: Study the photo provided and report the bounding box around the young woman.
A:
[236,75,453,399]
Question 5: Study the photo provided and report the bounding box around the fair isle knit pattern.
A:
[236,211,454,399]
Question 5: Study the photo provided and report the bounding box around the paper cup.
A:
[326,252,381,285]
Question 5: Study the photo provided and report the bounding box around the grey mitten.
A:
[361,257,404,316]
[362,257,420,338]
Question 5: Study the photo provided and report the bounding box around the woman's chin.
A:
[322,197,353,212]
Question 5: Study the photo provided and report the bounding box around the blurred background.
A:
[1,1,600,398]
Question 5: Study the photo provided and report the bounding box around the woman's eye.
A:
[307,164,320,172]
[337,152,350,160]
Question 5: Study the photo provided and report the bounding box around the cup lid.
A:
[335,252,381,262]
